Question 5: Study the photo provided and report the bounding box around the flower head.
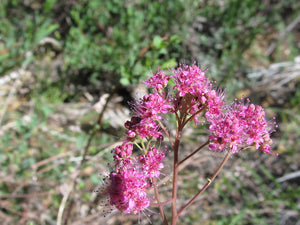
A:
[144,71,170,92]
[113,143,133,166]
[170,64,225,124]
[172,64,209,97]
[103,63,276,218]
[124,116,163,140]
[207,99,275,153]
[124,92,171,141]
[139,147,165,178]
[108,145,165,214]
[108,165,150,214]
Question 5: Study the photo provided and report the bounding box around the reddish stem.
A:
[150,199,173,207]
[178,140,209,166]
[171,114,186,225]
[171,135,179,224]
[177,150,232,217]
[153,178,169,225]
[157,119,174,147]
[182,107,204,127]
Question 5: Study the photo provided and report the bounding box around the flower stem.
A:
[150,199,173,207]
[177,150,232,217]
[171,139,179,224]
[171,116,185,225]
[153,178,169,225]
[182,107,204,127]
[178,140,209,166]
[157,119,174,147]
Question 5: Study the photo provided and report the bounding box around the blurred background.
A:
[0,0,299,224]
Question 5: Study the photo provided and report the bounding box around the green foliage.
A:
[0,1,59,74]
[215,209,247,225]
[211,161,300,224]
[1,0,183,87]
[64,0,183,85]
[1,0,298,89]
[290,86,300,107]
[182,0,300,87]
[0,0,299,224]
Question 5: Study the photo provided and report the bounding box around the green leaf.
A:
[161,58,177,69]
[120,77,130,86]
[44,0,57,12]
[229,209,246,225]
[41,105,53,118]
[153,35,162,48]
[35,22,59,44]
[91,174,101,185]
[76,135,88,149]
[78,181,85,190]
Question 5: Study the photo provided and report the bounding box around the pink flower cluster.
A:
[109,165,150,214]
[108,143,165,214]
[125,93,171,140]
[106,63,276,214]
[139,147,165,178]
[171,65,225,124]
[206,99,275,153]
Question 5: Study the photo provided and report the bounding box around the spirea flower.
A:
[144,71,170,92]
[124,92,172,141]
[108,166,150,214]
[124,115,163,140]
[171,64,225,124]
[207,99,275,153]
[139,147,165,178]
[108,144,165,214]
[104,63,276,217]
[113,142,133,166]
[172,64,209,97]
[136,93,172,119]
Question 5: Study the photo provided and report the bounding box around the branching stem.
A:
[178,140,209,166]
[153,178,169,225]
[177,150,232,217]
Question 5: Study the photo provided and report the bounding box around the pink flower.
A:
[169,65,224,124]
[104,63,276,218]
[144,71,170,92]
[235,103,273,153]
[207,99,275,153]
[172,64,209,97]
[113,143,133,166]
[108,166,150,214]
[109,145,165,214]
[125,92,171,141]
[139,147,165,178]
[205,89,225,117]
[136,93,171,119]
[125,116,163,140]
